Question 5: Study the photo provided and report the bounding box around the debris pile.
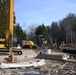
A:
[0,60,76,75]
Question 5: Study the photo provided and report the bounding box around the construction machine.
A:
[32,35,45,47]
[33,33,53,48]
[0,38,6,49]
[0,0,22,62]
[0,0,22,56]
[22,40,37,49]
[0,38,22,55]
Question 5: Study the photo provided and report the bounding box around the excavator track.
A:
[0,49,22,55]
[22,45,37,49]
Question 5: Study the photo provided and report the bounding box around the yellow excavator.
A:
[0,39,6,49]
[0,0,22,56]
[4,0,16,63]
[0,0,22,62]
[22,40,37,49]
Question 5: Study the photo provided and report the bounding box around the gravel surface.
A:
[0,49,76,75]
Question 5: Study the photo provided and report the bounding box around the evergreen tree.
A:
[35,24,47,35]
[0,0,16,38]
[15,23,26,45]
[0,0,8,38]
[50,21,59,43]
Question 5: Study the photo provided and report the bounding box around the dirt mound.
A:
[23,49,37,58]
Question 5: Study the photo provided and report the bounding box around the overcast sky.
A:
[14,0,76,29]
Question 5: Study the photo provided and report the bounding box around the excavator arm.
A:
[4,0,17,63]
[6,0,14,46]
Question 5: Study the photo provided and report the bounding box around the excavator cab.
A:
[22,39,37,49]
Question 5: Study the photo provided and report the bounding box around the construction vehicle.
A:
[32,35,46,47]
[0,0,22,56]
[0,38,22,55]
[22,40,37,49]
[0,38,22,54]
[0,0,22,62]
[0,38,6,49]
[4,0,16,63]
[33,33,53,48]
[22,35,45,48]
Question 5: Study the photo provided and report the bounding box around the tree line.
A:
[35,13,76,45]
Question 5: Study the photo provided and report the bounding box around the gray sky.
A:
[14,0,76,29]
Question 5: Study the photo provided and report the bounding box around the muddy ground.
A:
[0,48,76,75]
